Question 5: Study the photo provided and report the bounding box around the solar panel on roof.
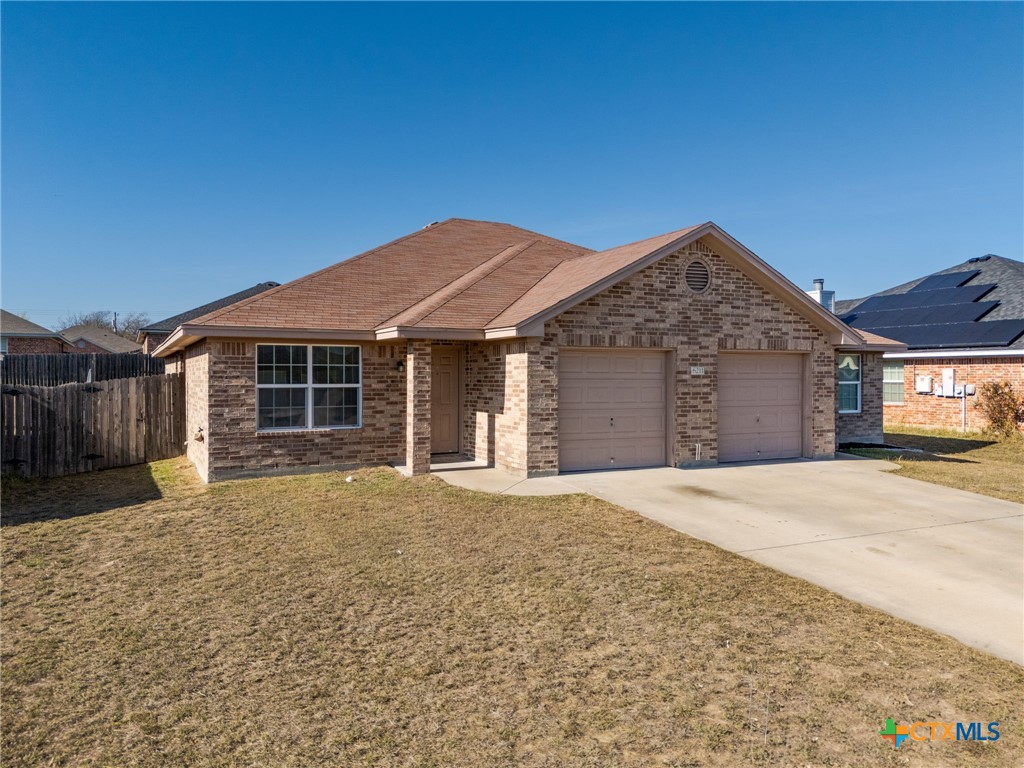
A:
[866,320,1024,349]
[853,284,996,313]
[910,270,980,292]
[841,301,998,329]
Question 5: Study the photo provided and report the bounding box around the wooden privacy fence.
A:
[0,353,165,387]
[1,374,184,478]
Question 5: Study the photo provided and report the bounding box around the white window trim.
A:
[837,353,862,414]
[882,360,905,406]
[255,343,362,432]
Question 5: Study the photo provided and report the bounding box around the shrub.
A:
[976,381,1024,438]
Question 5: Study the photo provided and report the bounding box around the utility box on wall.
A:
[915,375,933,394]
[942,367,956,398]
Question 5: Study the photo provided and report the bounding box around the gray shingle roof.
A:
[141,282,280,334]
[0,309,61,337]
[836,255,1024,351]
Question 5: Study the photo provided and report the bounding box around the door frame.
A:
[430,346,463,455]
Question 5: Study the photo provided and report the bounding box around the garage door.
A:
[559,350,667,472]
[718,353,803,462]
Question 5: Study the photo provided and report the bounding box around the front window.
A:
[0,336,7,354]
[837,354,861,414]
[883,360,905,404]
[256,344,361,430]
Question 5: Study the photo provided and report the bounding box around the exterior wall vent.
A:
[684,259,711,294]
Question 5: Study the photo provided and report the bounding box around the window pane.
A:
[883,360,904,382]
[258,345,307,385]
[837,354,860,382]
[258,387,306,429]
[312,346,360,385]
[312,387,359,427]
[883,382,904,404]
[838,383,859,412]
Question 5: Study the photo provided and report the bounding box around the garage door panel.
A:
[559,350,667,472]
[718,353,804,463]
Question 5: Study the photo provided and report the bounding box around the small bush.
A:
[976,381,1024,438]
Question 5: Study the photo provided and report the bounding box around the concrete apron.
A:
[434,456,1024,665]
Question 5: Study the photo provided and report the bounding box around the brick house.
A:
[138,282,280,355]
[837,255,1024,431]
[60,324,143,354]
[0,309,70,354]
[153,219,902,482]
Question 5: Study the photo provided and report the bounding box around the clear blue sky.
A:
[3,2,1021,329]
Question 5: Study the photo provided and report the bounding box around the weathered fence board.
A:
[0,374,184,478]
[0,353,165,387]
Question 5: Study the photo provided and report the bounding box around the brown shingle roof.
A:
[159,218,863,353]
[186,220,704,334]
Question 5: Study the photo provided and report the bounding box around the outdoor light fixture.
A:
[396,360,405,372]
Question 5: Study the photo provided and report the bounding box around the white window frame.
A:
[882,360,905,405]
[837,353,862,414]
[255,343,362,432]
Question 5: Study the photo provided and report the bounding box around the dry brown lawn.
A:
[845,426,1023,505]
[2,458,1022,767]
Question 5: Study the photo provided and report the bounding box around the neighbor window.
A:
[256,344,361,430]
[837,354,861,414]
[0,336,7,354]
[883,360,905,404]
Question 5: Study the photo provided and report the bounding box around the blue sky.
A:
[3,2,1021,329]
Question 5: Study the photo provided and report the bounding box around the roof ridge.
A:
[481,257,570,327]
[445,218,594,255]
[188,221,457,326]
[377,239,538,328]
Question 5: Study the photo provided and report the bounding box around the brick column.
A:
[405,340,432,475]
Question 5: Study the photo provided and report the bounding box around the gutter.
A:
[884,348,1024,360]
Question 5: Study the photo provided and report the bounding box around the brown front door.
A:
[431,348,461,454]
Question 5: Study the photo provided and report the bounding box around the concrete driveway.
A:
[436,456,1023,664]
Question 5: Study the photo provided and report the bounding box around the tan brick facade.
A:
[179,237,877,482]
[183,342,210,481]
[885,357,1024,432]
[835,352,884,444]
[541,239,837,468]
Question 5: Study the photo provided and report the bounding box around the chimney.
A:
[807,278,835,313]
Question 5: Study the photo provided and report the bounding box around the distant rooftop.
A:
[836,255,1024,351]
[62,324,142,353]
[140,282,281,334]
[0,309,61,337]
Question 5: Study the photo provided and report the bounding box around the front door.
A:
[431,348,461,454]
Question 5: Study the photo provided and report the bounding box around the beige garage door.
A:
[559,349,667,472]
[718,353,804,462]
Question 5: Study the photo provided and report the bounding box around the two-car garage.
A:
[557,349,805,471]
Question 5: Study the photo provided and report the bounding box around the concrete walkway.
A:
[435,456,1024,664]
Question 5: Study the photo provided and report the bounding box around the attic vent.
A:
[684,259,711,294]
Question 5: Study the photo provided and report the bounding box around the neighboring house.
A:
[61,324,143,354]
[0,309,70,354]
[138,282,281,355]
[153,218,902,483]
[837,255,1024,431]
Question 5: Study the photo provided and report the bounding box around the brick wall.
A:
[142,332,169,355]
[885,357,1024,431]
[184,342,210,481]
[405,341,431,475]
[5,337,68,354]
[543,238,838,467]
[463,340,529,474]
[836,352,884,443]
[198,339,405,481]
